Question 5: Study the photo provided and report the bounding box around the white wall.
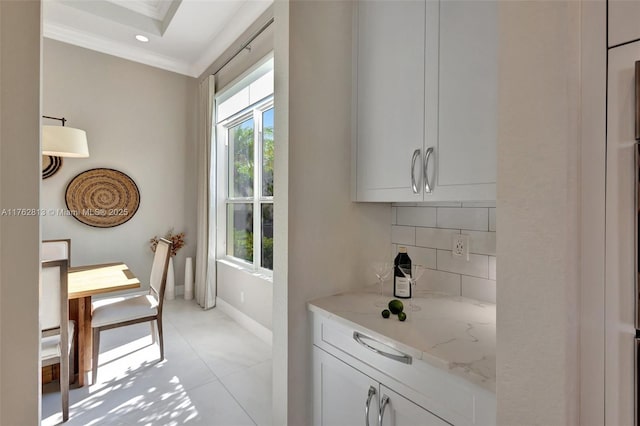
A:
[497,1,580,423]
[0,0,41,424]
[217,262,272,330]
[391,202,496,303]
[273,2,391,424]
[579,1,606,423]
[41,39,198,290]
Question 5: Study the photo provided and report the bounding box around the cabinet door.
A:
[355,0,426,202]
[605,40,640,426]
[431,0,497,201]
[379,385,450,426]
[313,346,378,426]
[609,0,640,48]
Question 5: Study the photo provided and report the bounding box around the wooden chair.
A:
[42,239,75,384]
[42,239,71,264]
[91,238,172,384]
[41,259,74,422]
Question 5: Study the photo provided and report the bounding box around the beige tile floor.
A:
[42,298,273,426]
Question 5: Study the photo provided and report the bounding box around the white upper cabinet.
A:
[433,0,497,201]
[355,0,427,202]
[609,0,640,47]
[354,0,497,202]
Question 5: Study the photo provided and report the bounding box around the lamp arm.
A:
[42,115,67,126]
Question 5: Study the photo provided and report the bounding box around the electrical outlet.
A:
[452,234,470,260]
[240,291,245,303]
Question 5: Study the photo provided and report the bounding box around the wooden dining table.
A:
[68,262,140,387]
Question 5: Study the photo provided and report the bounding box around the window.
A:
[216,59,274,273]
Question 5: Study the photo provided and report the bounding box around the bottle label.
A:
[395,277,411,298]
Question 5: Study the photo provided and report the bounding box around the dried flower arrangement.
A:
[150,229,185,257]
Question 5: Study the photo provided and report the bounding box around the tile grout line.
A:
[217,376,259,426]
[164,311,225,390]
[168,305,270,425]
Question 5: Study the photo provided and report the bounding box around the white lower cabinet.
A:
[379,385,449,426]
[311,311,496,425]
[313,347,449,426]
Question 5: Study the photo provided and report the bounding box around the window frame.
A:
[217,97,274,275]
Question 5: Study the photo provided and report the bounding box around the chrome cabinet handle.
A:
[353,331,412,364]
[410,149,421,193]
[365,386,376,426]
[378,395,390,426]
[635,61,639,141]
[423,146,434,193]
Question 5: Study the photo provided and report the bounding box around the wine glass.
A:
[398,264,426,312]
[371,261,393,307]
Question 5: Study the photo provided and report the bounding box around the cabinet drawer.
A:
[311,312,495,425]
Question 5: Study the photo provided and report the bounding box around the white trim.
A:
[189,1,273,78]
[215,296,273,346]
[217,258,273,282]
[43,22,194,76]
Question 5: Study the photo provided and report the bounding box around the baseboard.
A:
[215,297,273,346]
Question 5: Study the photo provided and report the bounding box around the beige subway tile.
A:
[462,276,496,303]
[391,225,415,246]
[396,206,437,227]
[416,227,460,250]
[489,256,496,280]
[466,231,496,255]
[489,208,496,232]
[436,207,489,231]
[437,249,489,279]
[461,201,496,208]
[403,246,437,269]
[415,269,461,296]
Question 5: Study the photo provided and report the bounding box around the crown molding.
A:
[189,0,272,78]
[43,21,196,77]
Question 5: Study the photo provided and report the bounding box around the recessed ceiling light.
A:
[135,35,149,43]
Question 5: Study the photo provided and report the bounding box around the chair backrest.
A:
[42,239,71,265]
[149,238,172,309]
[41,259,69,333]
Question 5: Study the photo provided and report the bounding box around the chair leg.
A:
[69,325,76,385]
[61,352,69,422]
[150,320,157,344]
[92,328,100,385]
[156,318,164,361]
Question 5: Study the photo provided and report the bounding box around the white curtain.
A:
[195,75,216,309]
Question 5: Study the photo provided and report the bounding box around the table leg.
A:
[68,298,83,387]
[82,296,92,377]
[68,296,92,387]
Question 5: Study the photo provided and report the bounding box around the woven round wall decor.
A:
[65,168,140,228]
[42,155,63,179]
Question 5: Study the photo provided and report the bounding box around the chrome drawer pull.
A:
[353,331,412,364]
[379,395,390,425]
[424,146,434,193]
[410,148,421,193]
[365,385,376,426]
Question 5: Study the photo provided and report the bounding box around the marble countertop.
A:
[308,290,496,392]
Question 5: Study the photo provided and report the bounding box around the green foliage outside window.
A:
[232,123,254,198]
[233,229,253,263]
[228,107,274,270]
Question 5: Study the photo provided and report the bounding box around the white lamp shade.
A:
[42,125,89,158]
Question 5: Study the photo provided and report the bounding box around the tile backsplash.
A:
[391,202,496,303]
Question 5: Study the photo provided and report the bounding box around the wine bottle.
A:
[393,247,412,299]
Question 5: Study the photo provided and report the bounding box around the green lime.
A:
[398,312,407,321]
[381,309,390,318]
[388,299,404,315]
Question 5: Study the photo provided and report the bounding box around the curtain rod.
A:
[211,17,275,77]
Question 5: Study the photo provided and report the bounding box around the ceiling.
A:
[43,0,273,77]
